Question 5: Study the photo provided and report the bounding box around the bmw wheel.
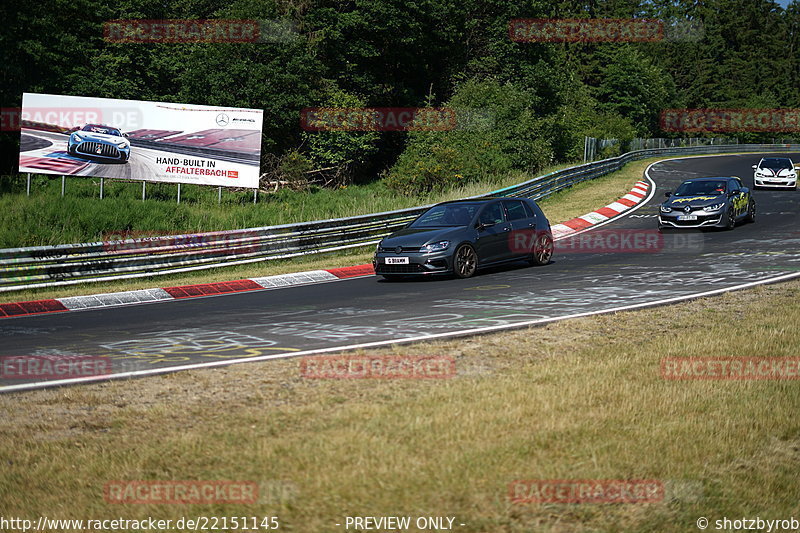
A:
[529,233,553,266]
[453,244,477,279]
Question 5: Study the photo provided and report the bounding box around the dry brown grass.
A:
[2,280,798,532]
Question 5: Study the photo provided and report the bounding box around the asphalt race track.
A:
[2,153,799,391]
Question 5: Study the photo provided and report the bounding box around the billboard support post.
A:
[253,189,257,204]
[61,176,65,197]
[218,186,222,204]
[100,178,104,199]
[142,181,146,201]
[177,183,181,204]
[26,174,31,197]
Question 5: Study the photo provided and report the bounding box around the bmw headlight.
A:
[660,205,672,213]
[421,240,449,253]
[703,203,725,212]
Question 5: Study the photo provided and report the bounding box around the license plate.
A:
[677,215,697,221]
[385,257,409,264]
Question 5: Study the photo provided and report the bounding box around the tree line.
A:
[1,0,798,194]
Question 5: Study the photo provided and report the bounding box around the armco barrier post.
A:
[100,177,104,199]
[26,174,30,197]
[177,183,181,204]
[142,181,146,201]
[61,176,65,197]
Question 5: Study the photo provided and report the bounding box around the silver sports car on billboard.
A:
[67,124,130,162]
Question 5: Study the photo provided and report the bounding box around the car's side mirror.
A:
[123,133,129,138]
[752,165,758,169]
[740,186,749,194]
[728,190,739,197]
[795,164,800,170]
[664,191,672,198]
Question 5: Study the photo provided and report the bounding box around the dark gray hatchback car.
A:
[373,197,553,279]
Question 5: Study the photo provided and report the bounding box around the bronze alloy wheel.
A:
[454,244,478,278]
[530,233,554,266]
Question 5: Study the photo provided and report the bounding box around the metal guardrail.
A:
[1,143,798,292]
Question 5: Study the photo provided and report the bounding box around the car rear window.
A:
[504,200,528,221]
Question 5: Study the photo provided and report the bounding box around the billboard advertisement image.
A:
[18,93,263,189]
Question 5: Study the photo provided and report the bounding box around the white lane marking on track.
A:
[4,270,798,393]
[4,151,795,391]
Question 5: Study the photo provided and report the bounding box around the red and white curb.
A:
[0,182,651,320]
[551,180,650,240]
[0,265,374,319]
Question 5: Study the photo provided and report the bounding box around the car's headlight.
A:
[703,203,725,212]
[72,134,83,142]
[117,142,128,148]
[421,240,449,253]
[660,205,672,213]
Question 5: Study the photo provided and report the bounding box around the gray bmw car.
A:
[373,197,553,279]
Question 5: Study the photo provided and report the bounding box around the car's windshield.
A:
[410,203,480,228]
[82,125,121,136]
[673,180,728,196]
[760,158,792,170]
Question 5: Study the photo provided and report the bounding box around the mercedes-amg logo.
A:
[216,113,230,127]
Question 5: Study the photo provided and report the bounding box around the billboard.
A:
[18,93,263,189]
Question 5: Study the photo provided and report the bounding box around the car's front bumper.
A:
[70,140,130,160]
[658,209,725,228]
[373,249,453,276]
[754,175,796,188]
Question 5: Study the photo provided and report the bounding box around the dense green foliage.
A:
[2,0,799,194]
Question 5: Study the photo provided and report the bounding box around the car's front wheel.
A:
[453,244,478,279]
[529,233,553,266]
[724,207,736,230]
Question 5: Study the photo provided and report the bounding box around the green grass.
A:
[0,164,570,248]
[1,278,798,532]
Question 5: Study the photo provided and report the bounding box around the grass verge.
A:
[1,278,798,532]
[0,157,651,304]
